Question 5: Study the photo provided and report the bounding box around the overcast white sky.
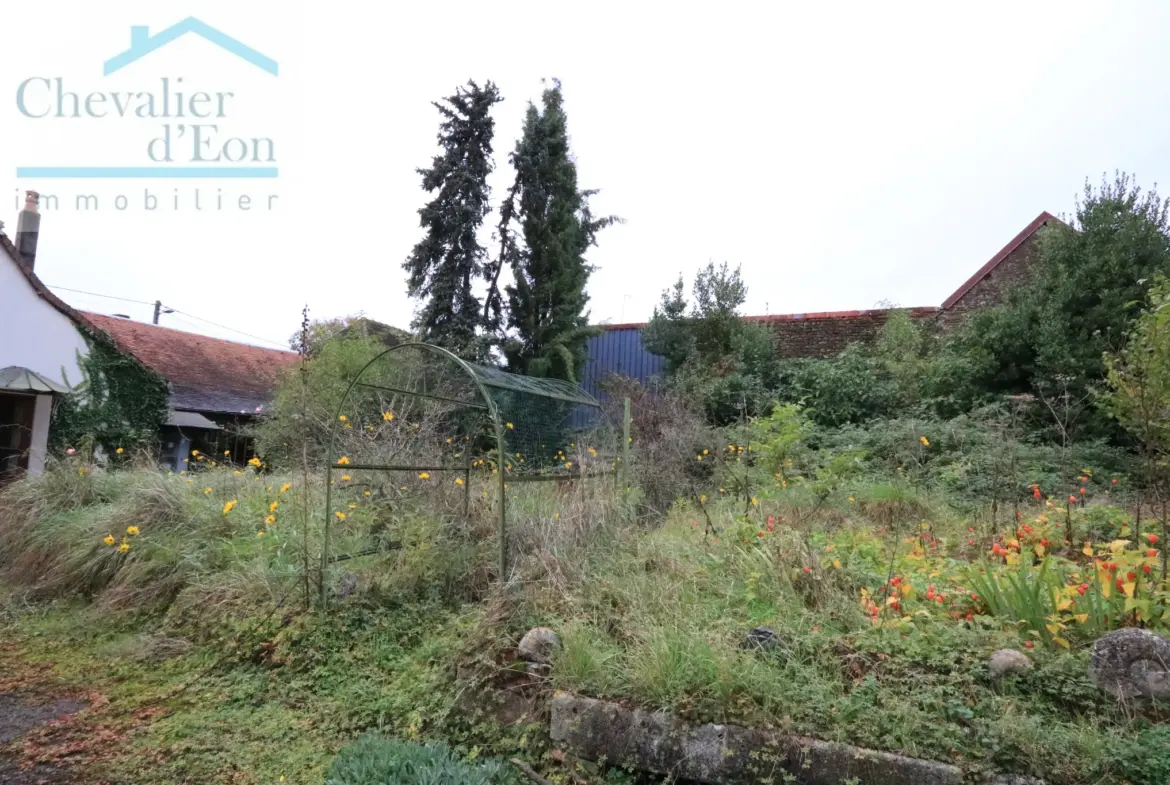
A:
[3,1,1169,350]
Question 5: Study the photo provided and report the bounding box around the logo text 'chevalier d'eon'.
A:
[13,17,278,212]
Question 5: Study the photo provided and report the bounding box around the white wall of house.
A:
[27,393,52,474]
[0,255,88,387]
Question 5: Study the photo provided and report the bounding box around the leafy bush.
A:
[324,735,518,785]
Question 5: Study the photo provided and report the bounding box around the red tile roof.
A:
[941,211,1064,309]
[82,312,299,414]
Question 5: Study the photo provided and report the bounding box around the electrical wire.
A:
[45,283,290,350]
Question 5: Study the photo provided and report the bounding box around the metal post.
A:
[463,438,471,519]
[497,426,508,580]
[622,397,631,520]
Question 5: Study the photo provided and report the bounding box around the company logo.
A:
[14,17,279,181]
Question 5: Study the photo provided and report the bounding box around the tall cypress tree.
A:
[500,80,621,381]
[404,81,502,358]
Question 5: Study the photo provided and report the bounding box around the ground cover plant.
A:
[2,408,1168,785]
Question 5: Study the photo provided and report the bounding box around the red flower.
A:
[1143,564,1152,574]
[1068,495,1078,504]
[965,613,973,621]
[1149,534,1159,545]
[1112,478,1119,485]
[1127,571,1137,582]
[802,567,811,573]
[1076,583,1088,595]
[767,516,775,525]
[1033,486,1042,499]
[756,531,764,538]
[1024,641,1035,650]
[1079,487,1086,495]
[1148,549,1158,558]
[968,539,975,546]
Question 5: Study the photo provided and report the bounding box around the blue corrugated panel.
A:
[580,327,664,405]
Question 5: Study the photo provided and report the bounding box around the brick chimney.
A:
[14,190,40,269]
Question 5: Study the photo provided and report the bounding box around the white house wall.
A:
[0,257,88,387]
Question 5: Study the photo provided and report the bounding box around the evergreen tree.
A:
[500,80,621,381]
[403,81,502,358]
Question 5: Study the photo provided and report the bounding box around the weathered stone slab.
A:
[550,692,1042,785]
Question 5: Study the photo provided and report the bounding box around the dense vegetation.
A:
[7,166,1170,784]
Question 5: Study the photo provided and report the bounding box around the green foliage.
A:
[404,81,503,359]
[252,329,383,465]
[1103,275,1170,455]
[946,173,1170,417]
[325,736,518,785]
[49,329,169,455]
[641,274,693,372]
[502,80,620,382]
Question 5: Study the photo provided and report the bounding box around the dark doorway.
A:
[0,392,34,483]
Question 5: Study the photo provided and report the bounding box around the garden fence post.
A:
[622,397,631,520]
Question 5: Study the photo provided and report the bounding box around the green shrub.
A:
[324,735,518,785]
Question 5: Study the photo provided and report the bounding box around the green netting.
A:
[319,342,622,606]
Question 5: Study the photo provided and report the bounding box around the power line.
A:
[45,283,290,350]
[43,284,156,308]
[166,308,289,349]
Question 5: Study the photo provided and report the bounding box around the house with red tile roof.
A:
[1,191,298,476]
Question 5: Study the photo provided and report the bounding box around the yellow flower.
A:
[126,525,140,536]
[78,467,87,475]
[363,490,371,496]
[280,482,291,493]
[265,515,276,524]
[382,411,395,421]
[337,456,350,465]
[118,541,130,553]
[699,494,708,503]
[335,511,346,520]
[192,449,200,456]
[103,534,115,546]
[340,474,352,482]
[697,455,703,461]
[446,438,454,444]
[224,450,231,456]
[204,487,212,495]
[257,530,265,537]
[702,449,709,455]
[919,436,930,447]
[269,501,279,513]
[751,497,759,506]
[248,456,262,468]
[348,503,357,510]
[506,422,514,430]
[455,477,465,486]
[223,499,237,514]
[115,447,124,455]
[338,415,348,423]
[418,472,431,480]
[848,496,855,502]
[234,470,243,477]
[588,447,598,457]
[565,462,573,470]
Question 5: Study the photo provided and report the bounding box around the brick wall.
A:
[936,232,1043,328]
[755,308,940,359]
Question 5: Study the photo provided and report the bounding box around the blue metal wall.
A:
[581,327,664,405]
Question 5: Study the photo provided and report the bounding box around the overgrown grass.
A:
[2,460,1169,784]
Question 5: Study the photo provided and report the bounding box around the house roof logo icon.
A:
[103,17,278,76]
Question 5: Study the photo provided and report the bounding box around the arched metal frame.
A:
[320,342,615,609]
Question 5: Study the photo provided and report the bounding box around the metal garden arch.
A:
[320,342,619,608]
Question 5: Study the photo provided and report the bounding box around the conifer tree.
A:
[500,80,621,381]
[404,80,502,357]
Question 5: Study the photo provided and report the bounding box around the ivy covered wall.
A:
[49,328,169,455]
